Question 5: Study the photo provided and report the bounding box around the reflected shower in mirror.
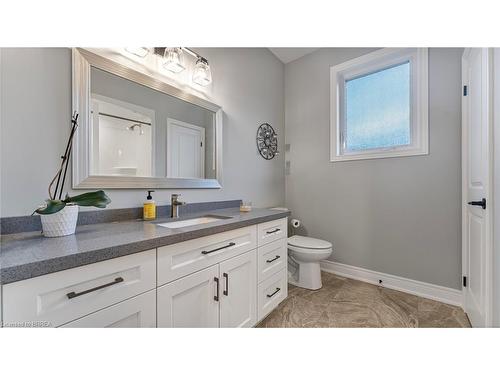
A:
[89,67,216,180]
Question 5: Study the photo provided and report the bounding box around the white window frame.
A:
[330,48,429,162]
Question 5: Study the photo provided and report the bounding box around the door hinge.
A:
[463,85,468,96]
[200,141,203,147]
[463,276,467,287]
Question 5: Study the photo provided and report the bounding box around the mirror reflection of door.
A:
[166,118,205,179]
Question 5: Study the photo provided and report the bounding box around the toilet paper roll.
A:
[291,219,301,228]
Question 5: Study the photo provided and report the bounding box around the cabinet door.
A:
[61,290,156,328]
[219,250,257,328]
[157,265,219,328]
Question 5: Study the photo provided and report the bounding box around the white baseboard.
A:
[320,260,463,307]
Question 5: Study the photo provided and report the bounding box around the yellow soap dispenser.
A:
[143,190,156,220]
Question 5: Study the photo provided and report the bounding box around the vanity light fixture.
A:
[192,57,212,86]
[155,47,212,86]
[124,47,150,58]
[163,47,186,73]
[124,47,213,86]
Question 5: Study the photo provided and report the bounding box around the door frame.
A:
[461,48,494,326]
[166,117,206,178]
[493,48,500,327]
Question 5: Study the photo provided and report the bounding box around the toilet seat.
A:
[288,235,332,253]
[288,245,332,254]
[287,235,333,290]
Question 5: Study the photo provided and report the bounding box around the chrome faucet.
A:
[170,194,186,218]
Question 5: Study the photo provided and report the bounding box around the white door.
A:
[219,251,257,328]
[157,265,219,328]
[462,48,493,327]
[61,290,156,328]
[167,118,205,178]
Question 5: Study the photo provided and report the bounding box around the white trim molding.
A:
[321,260,463,307]
[493,48,500,327]
[330,48,429,162]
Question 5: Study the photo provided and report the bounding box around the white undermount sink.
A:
[156,215,230,229]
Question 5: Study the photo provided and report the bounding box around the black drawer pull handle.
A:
[266,255,281,263]
[223,272,229,296]
[67,277,124,299]
[266,287,281,298]
[214,277,220,301]
[266,228,281,234]
[468,198,486,210]
[202,242,236,255]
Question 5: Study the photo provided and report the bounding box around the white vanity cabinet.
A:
[2,217,288,328]
[157,228,258,328]
[156,219,288,327]
[157,251,257,328]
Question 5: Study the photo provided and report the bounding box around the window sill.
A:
[330,147,429,162]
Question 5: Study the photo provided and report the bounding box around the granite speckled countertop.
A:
[0,207,290,284]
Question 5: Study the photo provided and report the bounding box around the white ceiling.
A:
[268,48,318,64]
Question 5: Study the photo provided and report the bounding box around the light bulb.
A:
[192,57,212,86]
[163,47,186,73]
[124,47,150,58]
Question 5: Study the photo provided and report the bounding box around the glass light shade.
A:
[124,47,150,58]
[163,47,186,73]
[192,57,212,86]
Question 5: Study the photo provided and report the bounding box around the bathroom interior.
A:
[2,44,498,328]
[0,2,499,372]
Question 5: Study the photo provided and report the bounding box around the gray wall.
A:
[0,48,285,217]
[285,48,463,289]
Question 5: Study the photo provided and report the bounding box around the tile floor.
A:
[258,272,471,328]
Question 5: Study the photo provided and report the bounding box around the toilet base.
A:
[288,260,323,290]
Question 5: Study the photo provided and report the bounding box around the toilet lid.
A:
[288,235,332,250]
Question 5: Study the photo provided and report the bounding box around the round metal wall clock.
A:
[256,123,278,160]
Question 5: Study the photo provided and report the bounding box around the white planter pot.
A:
[40,205,79,237]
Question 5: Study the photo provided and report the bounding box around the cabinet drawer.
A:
[61,290,156,328]
[157,225,257,286]
[257,268,287,321]
[258,238,287,283]
[257,218,287,246]
[3,250,156,328]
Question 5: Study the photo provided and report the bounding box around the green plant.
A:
[35,190,112,215]
[34,113,111,215]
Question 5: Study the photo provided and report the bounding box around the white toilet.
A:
[287,235,333,290]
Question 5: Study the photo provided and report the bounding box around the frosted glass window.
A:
[345,62,411,152]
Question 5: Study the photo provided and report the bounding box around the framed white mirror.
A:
[72,48,222,189]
